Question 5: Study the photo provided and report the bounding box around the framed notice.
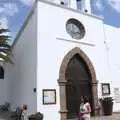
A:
[42,89,56,104]
[101,83,110,95]
[114,88,120,103]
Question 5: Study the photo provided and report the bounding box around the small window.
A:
[76,0,82,10]
[0,66,4,79]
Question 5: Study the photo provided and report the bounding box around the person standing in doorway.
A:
[82,96,91,120]
[96,99,104,120]
[79,96,84,120]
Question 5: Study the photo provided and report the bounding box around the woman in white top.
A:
[82,96,91,120]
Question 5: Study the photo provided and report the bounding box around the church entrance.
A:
[65,54,93,119]
[58,47,98,120]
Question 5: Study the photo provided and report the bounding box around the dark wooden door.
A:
[65,54,93,119]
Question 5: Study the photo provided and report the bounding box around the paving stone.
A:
[91,113,120,120]
[0,112,120,120]
[68,113,120,120]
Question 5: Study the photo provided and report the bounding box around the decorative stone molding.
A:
[58,79,68,86]
[58,47,98,120]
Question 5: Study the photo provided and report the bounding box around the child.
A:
[22,104,28,120]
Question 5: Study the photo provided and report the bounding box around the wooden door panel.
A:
[65,54,92,119]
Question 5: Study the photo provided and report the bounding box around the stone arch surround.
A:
[58,47,98,120]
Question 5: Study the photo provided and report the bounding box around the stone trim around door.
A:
[58,47,98,120]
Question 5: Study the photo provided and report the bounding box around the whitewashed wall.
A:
[4,6,38,115]
[104,24,120,112]
[37,1,111,119]
[0,77,7,104]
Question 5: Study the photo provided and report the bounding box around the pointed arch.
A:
[58,47,98,120]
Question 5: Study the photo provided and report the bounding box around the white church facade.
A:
[0,0,120,120]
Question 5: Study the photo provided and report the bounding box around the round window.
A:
[66,18,85,39]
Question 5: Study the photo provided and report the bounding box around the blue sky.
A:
[0,0,34,42]
[0,0,120,43]
[91,0,120,27]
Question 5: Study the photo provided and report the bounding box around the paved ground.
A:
[91,113,120,120]
[68,113,120,120]
[0,112,14,120]
[0,112,120,120]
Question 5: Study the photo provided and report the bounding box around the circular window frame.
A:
[66,18,85,40]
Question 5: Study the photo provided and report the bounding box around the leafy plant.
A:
[102,97,113,102]
[0,28,12,63]
[104,97,113,100]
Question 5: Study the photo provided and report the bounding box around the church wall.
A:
[4,6,38,115]
[0,73,7,104]
[37,1,113,119]
[104,24,120,112]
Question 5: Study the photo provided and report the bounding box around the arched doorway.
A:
[66,54,93,118]
[58,47,98,120]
